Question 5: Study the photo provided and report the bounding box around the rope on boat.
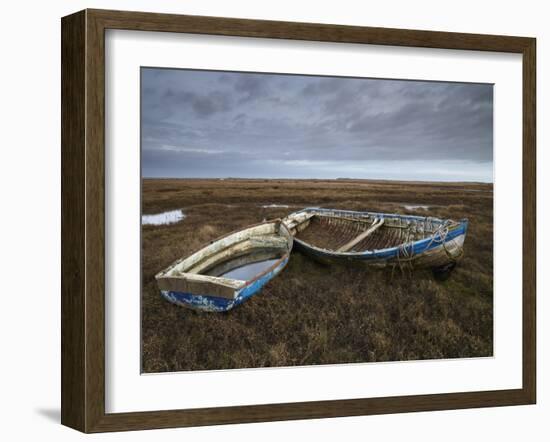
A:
[425,220,464,263]
[393,219,463,277]
[395,222,415,276]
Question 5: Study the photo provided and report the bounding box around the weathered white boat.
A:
[283,208,468,271]
[156,220,293,312]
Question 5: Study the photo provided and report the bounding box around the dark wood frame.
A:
[61,8,536,433]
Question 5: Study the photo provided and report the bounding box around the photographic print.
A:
[141,68,493,373]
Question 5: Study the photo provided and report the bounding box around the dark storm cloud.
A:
[141,68,493,181]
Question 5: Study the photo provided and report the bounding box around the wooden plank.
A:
[156,275,243,299]
[337,218,384,252]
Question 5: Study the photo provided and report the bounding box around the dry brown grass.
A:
[141,178,493,372]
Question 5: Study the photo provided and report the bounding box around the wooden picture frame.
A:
[61,8,536,433]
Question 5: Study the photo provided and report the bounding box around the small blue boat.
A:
[156,220,293,312]
[283,208,468,270]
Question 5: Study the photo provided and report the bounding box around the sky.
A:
[141,68,493,182]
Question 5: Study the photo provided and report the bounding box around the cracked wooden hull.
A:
[283,208,468,269]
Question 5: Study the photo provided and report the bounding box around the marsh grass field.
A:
[141,178,493,373]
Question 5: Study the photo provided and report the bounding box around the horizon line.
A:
[141,176,494,184]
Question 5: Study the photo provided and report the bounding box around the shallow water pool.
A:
[142,209,185,226]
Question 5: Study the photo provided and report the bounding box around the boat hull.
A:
[160,255,290,312]
[156,220,293,312]
[293,231,466,268]
[285,208,468,269]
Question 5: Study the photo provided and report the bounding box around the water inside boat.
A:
[205,250,283,281]
[217,258,281,280]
